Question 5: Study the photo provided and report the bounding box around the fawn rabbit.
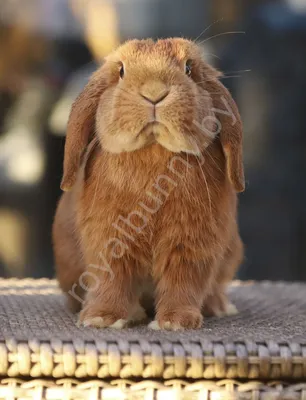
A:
[53,38,244,330]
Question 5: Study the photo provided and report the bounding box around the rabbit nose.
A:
[141,91,169,105]
[140,81,169,105]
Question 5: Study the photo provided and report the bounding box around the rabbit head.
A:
[61,38,244,193]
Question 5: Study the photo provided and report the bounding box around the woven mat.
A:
[1,379,306,400]
[0,279,305,380]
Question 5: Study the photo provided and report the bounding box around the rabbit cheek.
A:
[97,104,154,153]
[100,130,152,153]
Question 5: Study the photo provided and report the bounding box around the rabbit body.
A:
[53,38,244,330]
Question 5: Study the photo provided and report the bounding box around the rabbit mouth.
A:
[136,121,165,138]
[137,122,201,155]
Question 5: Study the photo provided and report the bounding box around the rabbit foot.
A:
[149,307,203,330]
[78,303,147,328]
[81,316,128,329]
[128,303,147,322]
[78,307,128,329]
[223,302,238,316]
[202,292,238,317]
[207,302,238,318]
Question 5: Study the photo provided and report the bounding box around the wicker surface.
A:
[0,279,305,381]
[0,378,306,400]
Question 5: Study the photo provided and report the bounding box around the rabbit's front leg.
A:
[149,245,216,330]
[78,252,142,329]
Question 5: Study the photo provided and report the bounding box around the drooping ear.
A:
[61,69,106,191]
[206,77,245,192]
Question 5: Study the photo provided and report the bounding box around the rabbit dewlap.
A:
[53,38,245,330]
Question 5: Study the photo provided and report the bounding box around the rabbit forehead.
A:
[106,38,201,65]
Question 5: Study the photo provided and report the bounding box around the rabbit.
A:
[53,38,245,330]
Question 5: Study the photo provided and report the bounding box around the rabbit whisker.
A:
[195,154,212,218]
[202,52,221,61]
[223,69,251,74]
[197,77,242,84]
[196,70,251,86]
[194,18,224,43]
[88,136,101,217]
[183,152,194,204]
[198,31,245,45]
[184,126,211,206]
[220,75,242,80]
[205,147,224,174]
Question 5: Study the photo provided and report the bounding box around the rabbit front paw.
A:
[78,303,128,329]
[149,307,203,330]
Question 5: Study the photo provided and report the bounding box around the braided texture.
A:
[0,279,305,380]
[0,379,306,399]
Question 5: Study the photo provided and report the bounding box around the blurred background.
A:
[0,0,305,280]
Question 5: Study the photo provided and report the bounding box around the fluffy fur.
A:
[53,38,245,330]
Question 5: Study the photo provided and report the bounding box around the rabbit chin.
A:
[101,122,202,155]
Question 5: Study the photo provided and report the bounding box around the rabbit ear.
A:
[207,78,245,192]
[61,70,106,191]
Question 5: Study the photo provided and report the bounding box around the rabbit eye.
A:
[119,64,124,79]
[185,60,192,77]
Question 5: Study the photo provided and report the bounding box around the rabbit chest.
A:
[76,142,236,269]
